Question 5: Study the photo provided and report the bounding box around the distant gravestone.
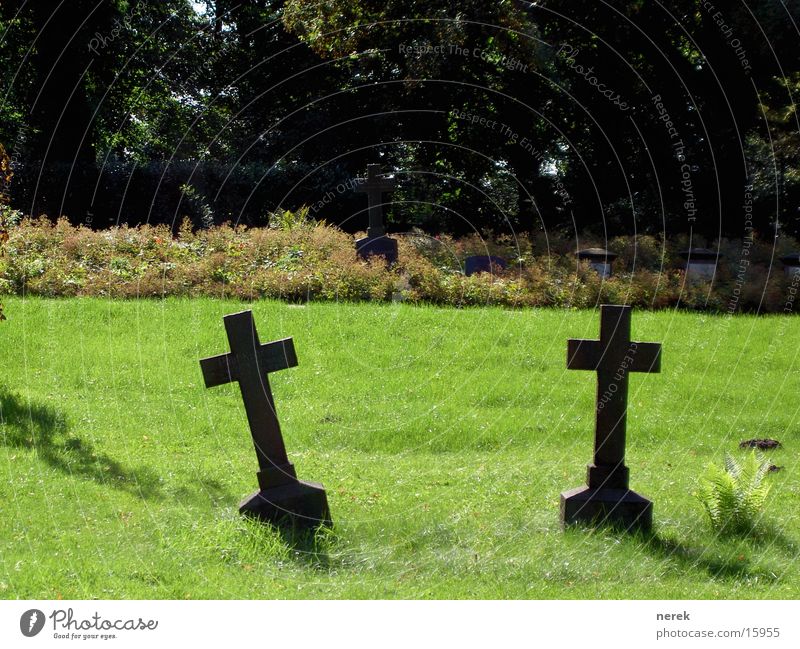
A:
[200,310,330,527]
[354,164,398,264]
[465,255,507,276]
[679,248,720,282]
[561,305,661,531]
[780,253,800,279]
[576,248,618,277]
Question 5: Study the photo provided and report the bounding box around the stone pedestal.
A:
[684,262,716,282]
[240,480,331,528]
[560,485,652,531]
[356,236,398,264]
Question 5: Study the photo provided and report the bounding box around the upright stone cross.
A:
[560,304,661,530]
[200,310,330,527]
[353,164,399,263]
[355,164,396,238]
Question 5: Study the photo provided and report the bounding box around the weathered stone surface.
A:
[576,248,618,277]
[679,248,720,282]
[560,486,652,531]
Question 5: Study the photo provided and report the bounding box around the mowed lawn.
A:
[0,297,798,599]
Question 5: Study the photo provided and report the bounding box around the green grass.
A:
[0,297,798,599]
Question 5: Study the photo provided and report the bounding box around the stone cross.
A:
[200,310,330,527]
[561,305,661,530]
[355,164,396,238]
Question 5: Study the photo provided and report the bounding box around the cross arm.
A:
[354,177,397,191]
[567,339,601,370]
[255,337,298,373]
[200,352,239,388]
[628,341,661,373]
[567,338,661,373]
[200,338,298,389]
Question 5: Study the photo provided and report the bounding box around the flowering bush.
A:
[0,142,16,320]
[0,216,798,312]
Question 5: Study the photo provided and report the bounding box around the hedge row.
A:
[0,215,798,313]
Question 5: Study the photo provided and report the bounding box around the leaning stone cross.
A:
[200,310,330,527]
[353,164,399,263]
[560,304,661,530]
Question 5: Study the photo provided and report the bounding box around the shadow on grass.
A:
[0,389,163,500]
[744,523,798,556]
[225,514,335,570]
[638,532,760,580]
[641,527,791,581]
[568,519,790,582]
[276,523,335,570]
[173,479,232,506]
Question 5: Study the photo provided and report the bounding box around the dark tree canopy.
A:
[0,0,797,239]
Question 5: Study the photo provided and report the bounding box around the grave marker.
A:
[354,163,398,263]
[465,255,508,276]
[780,253,800,279]
[561,304,661,531]
[576,248,618,277]
[679,247,720,282]
[200,310,330,527]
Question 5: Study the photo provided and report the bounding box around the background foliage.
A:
[1,216,799,312]
[0,1,798,239]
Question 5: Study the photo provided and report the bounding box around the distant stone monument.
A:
[354,164,398,264]
[200,310,330,527]
[465,255,507,276]
[576,248,618,277]
[679,247,720,282]
[561,305,661,531]
[780,253,800,279]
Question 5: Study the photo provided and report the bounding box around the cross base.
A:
[356,236,398,264]
[586,463,629,490]
[257,462,298,490]
[239,479,331,528]
[560,486,652,531]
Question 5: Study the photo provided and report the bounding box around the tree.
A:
[1,0,798,236]
[283,0,545,233]
[282,0,800,238]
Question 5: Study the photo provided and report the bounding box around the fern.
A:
[696,451,772,534]
[268,207,312,231]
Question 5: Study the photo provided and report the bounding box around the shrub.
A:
[695,452,773,534]
[0,142,18,321]
[1,216,799,312]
